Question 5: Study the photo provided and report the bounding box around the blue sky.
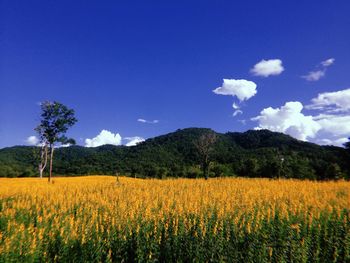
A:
[1,0,350,148]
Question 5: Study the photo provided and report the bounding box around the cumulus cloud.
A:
[213,79,257,102]
[314,114,350,137]
[26,135,39,146]
[137,118,159,124]
[252,101,321,141]
[85,130,146,147]
[252,88,350,146]
[250,59,284,77]
[302,58,335,82]
[85,130,122,147]
[124,136,145,146]
[306,88,350,113]
[304,88,350,145]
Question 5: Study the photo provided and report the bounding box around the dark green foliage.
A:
[35,101,77,146]
[211,163,233,177]
[344,137,350,150]
[35,101,78,181]
[0,128,349,180]
[325,163,345,180]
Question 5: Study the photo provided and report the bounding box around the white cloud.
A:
[213,79,257,101]
[232,103,243,116]
[321,58,335,67]
[306,88,350,113]
[232,103,243,117]
[25,135,73,147]
[302,88,350,146]
[252,101,321,141]
[302,70,325,81]
[314,115,350,137]
[124,136,145,146]
[252,88,350,146]
[60,143,73,148]
[233,110,243,117]
[85,130,146,147]
[302,58,335,81]
[26,135,39,146]
[137,118,159,124]
[250,59,284,77]
[232,102,240,110]
[85,130,122,147]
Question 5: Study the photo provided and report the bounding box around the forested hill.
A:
[1,128,349,180]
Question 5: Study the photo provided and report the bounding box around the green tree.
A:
[242,158,259,177]
[35,101,77,182]
[211,163,231,177]
[325,163,344,180]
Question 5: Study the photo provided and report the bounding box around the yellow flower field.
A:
[0,176,349,262]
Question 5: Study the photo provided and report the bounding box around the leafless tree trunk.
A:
[116,171,120,183]
[39,144,48,179]
[48,145,54,182]
[194,132,217,180]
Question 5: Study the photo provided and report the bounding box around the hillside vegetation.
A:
[0,128,349,180]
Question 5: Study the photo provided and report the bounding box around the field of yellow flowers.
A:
[0,176,349,262]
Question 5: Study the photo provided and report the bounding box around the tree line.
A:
[0,101,349,180]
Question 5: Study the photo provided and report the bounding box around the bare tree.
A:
[31,142,48,179]
[39,144,48,179]
[194,131,217,180]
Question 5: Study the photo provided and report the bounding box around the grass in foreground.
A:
[0,176,349,262]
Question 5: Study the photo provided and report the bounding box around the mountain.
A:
[0,128,349,180]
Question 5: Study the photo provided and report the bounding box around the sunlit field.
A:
[1,176,349,262]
